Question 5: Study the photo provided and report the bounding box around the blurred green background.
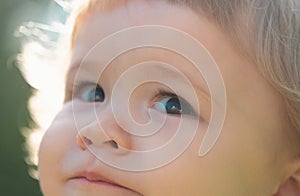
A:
[0,0,62,195]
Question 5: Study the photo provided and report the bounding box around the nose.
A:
[76,109,132,152]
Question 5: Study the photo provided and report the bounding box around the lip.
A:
[74,171,121,186]
[69,171,135,192]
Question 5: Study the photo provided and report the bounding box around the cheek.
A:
[38,110,77,192]
[136,123,211,195]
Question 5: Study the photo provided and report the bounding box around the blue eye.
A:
[80,84,105,102]
[153,94,194,115]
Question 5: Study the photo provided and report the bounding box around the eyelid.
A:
[154,88,198,116]
[72,81,100,99]
[157,89,177,98]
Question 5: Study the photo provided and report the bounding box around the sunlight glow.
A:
[20,41,67,167]
[19,0,89,174]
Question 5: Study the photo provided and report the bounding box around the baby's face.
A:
[38,1,292,195]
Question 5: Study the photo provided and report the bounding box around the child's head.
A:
[23,0,300,195]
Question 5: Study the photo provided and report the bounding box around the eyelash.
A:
[71,82,105,102]
[69,82,196,116]
[152,89,196,116]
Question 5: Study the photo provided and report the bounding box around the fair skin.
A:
[38,1,300,195]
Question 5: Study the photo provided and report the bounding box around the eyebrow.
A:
[159,65,211,100]
[66,60,82,83]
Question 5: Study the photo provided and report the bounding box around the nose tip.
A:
[75,116,132,152]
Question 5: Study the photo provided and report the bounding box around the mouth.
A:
[68,171,141,194]
[72,171,125,187]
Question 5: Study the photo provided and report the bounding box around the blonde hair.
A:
[198,0,300,133]
[19,0,300,177]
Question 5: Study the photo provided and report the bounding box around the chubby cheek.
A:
[38,108,77,195]
[137,123,212,195]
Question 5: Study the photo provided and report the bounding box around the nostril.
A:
[107,140,118,149]
[82,136,93,145]
[76,134,93,150]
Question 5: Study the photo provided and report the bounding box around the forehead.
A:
[72,0,207,61]
[70,0,265,103]
[70,0,241,93]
